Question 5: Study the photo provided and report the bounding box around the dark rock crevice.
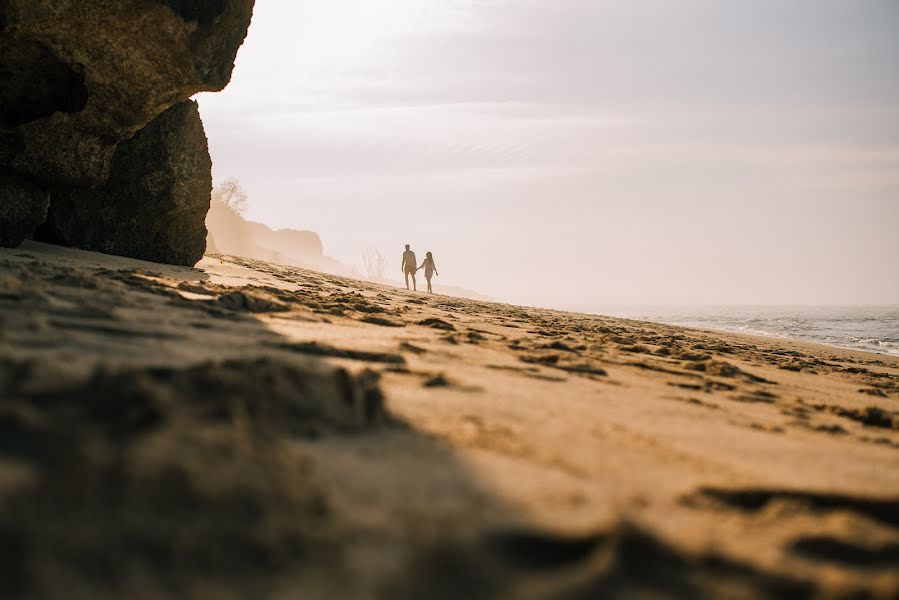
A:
[160,0,228,26]
[0,173,48,247]
[0,40,88,128]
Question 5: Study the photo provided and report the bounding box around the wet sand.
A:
[1,241,898,599]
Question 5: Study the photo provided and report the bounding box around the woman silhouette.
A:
[418,251,439,294]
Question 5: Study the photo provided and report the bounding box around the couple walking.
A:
[401,244,439,293]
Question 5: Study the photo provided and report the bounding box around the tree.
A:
[362,247,386,281]
[212,177,248,216]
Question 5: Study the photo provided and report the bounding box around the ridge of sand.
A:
[1,241,897,599]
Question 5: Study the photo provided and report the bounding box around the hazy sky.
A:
[197,0,899,309]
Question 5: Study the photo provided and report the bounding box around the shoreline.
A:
[588,307,899,359]
[618,320,899,359]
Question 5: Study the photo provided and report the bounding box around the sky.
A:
[197,0,899,310]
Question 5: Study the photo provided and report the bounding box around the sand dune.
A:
[1,242,897,599]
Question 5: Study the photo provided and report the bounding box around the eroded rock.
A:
[37,101,213,265]
[0,0,254,262]
[0,0,253,187]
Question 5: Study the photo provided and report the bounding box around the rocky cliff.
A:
[206,197,328,268]
[0,0,254,264]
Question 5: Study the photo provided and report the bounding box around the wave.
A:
[605,306,899,357]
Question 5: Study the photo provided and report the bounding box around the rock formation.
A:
[37,101,213,265]
[0,174,48,247]
[246,222,325,260]
[0,0,254,264]
[206,197,328,268]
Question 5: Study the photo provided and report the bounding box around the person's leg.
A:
[427,276,432,293]
[411,272,417,291]
[404,270,410,289]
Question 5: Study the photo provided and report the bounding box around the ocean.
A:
[601,305,899,357]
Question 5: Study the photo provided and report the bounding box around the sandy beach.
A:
[1,241,897,598]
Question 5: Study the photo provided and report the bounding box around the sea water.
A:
[602,305,899,357]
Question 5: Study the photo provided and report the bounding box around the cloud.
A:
[196,0,899,306]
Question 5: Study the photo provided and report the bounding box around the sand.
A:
[1,241,897,599]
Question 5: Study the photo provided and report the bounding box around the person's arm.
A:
[401,254,405,272]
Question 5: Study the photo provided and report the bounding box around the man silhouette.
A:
[401,244,417,291]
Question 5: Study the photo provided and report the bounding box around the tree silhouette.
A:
[212,177,248,216]
[362,247,386,281]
